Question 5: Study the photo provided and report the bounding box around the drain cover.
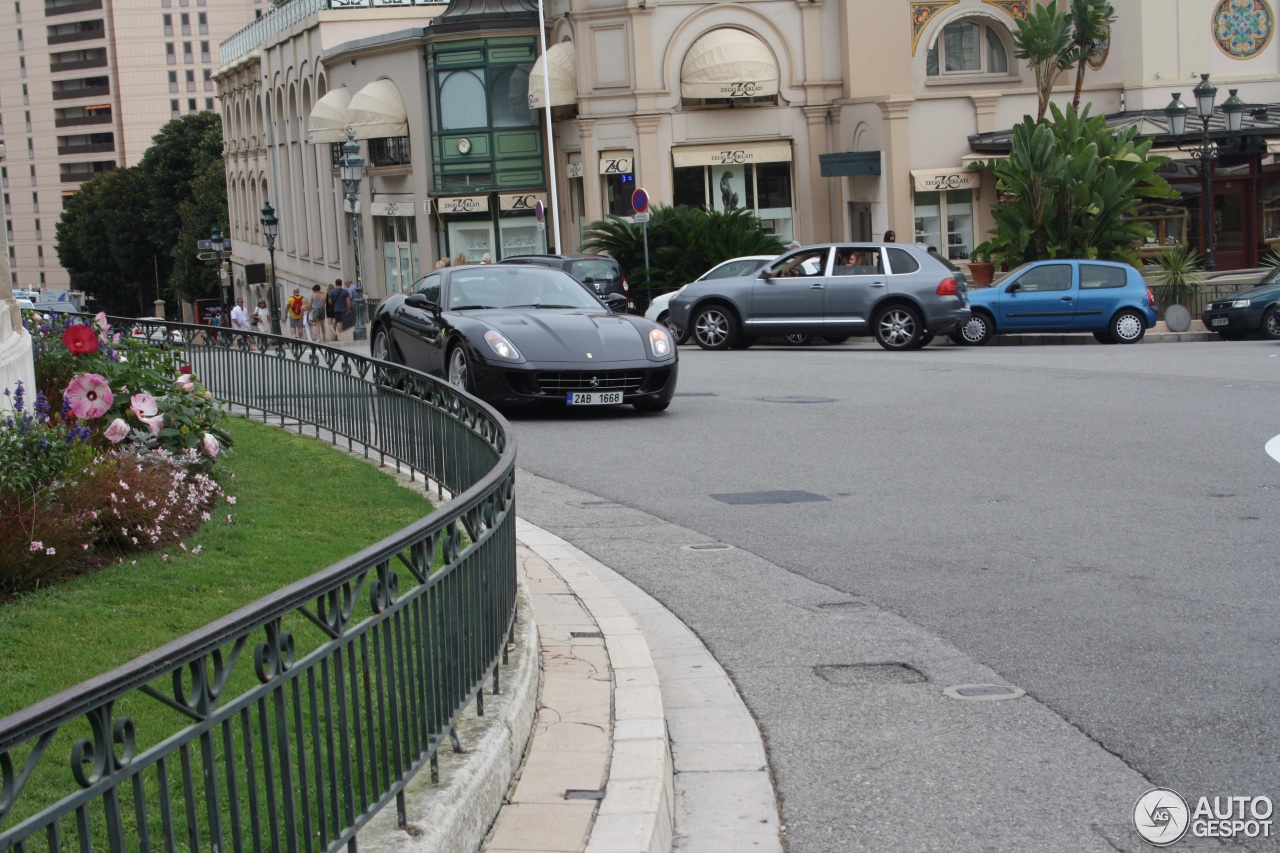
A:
[761,396,835,404]
[564,789,605,800]
[942,683,1025,701]
[682,543,733,551]
[815,663,926,686]
[570,631,603,639]
[711,490,830,505]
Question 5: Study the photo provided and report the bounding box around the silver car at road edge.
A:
[667,242,971,351]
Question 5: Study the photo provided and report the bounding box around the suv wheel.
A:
[692,305,740,350]
[873,305,924,351]
[658,312,690,345]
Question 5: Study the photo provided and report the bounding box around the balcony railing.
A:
[43,0,103,16]
[57,141,114,155]
[50,57,108,72]
[47,28,105,44]
[220,0,447,65]
[52,84,110,101]
[54,113,111,127]
[0,321,518,853]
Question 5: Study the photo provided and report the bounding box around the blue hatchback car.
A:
[951,259,1158,345]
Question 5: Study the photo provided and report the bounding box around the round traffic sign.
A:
[534,200,544,223]
[631,188,649,214]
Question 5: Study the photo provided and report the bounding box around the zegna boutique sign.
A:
[431,193,547,215]
[911,169,978,192]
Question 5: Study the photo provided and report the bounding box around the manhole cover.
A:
[942,683,1025,701]
[815,663,926,686]
[761,396,835,404]
[682,543,734,551]
[711,490,830,505]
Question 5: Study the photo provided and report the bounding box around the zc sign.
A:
[499,193,545,212]
[719,81,764,98]
[599,157,633,175]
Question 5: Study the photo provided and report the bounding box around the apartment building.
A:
[0,0,262,291]
[216,0,1280,314]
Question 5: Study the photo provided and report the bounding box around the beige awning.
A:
[680,29,779,99]
[912,168,980,192]
[1266,139,1280,156]
[347,79,408,140]
[672,141,791,168]
[307,87,351,144]
[528,42,577,109]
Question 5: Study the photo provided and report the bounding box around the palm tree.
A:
[1011,0,1074,121]
[1068,0,1117,109]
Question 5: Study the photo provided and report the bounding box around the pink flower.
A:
[140,414,164,437]
[93,311,110,340]
[64,373,114,419]
[29,541,43,552]
[175,376,196,393]
[130,392,158,419]
[61,325,99,356]
[104,418,130,444]
[45,547,55,556]
[202,433,221,457]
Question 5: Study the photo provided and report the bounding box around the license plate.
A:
[1211,317,1229,327]
[567,391,623,406]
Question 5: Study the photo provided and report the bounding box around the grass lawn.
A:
[0,415,436,718]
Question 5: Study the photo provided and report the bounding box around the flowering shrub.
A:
[0,311,236,595]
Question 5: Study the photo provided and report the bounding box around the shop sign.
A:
[436,195,490,214]
[599,155,634,175]
[370,201,413,217]
[566,161,584,179]
[499,192,545,212]
[672,142,792,168]
[911,169,978,192]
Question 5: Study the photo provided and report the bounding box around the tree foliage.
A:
[1067,0,1116,109]
[56,113,226,313]
[971,103,1176,266]
[1011,0,1074,121]
[581,206,785,307]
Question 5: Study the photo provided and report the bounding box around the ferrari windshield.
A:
[446,267,604,311]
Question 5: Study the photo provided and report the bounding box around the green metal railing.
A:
[0,319,518,853]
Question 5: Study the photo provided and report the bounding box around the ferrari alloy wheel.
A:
[372,328,393,362]
[448,344,472,393]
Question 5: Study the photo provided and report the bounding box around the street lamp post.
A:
[199,225,233,324]
[1165,74,1246,271]
[260,201,282,335]
[339,128,367,342]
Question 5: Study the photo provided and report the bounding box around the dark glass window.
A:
[673,166,705,209]
[369,136,410,166]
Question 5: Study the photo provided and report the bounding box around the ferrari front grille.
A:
[536,371,644,394]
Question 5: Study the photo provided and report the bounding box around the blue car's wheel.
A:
[953,312,993,346]
[1110,309,1146,344]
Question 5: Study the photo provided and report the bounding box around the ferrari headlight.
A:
[647,327,673,358]
[1231,298,1252,308]
[484,330,522,360]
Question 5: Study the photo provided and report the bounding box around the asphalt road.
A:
[504,337,1280,851]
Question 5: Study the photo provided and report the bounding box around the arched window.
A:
[439,70,486,130]
[926,20,1009,76]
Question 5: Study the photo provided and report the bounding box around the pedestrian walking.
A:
[286,287,306,339]
[883,230,896,242]
[328,281,350,339]
[324,280,339,340]
[435,258,451,270]
[454,252,468,266]
[252,299,269,337]
[308,285,325,342]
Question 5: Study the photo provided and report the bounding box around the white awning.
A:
[912,168,979,192]
[347,79,408,140]
[528,42,577,109]
[680,29,779,100]
[672,141,792,168]
[1266,139,1280,156]
[307,87,351,144]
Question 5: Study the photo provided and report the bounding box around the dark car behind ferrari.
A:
[370,264,676,411]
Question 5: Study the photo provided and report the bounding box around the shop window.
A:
[926,20,1009,77]
[379,216,418,295]
[671,162,794,241]
[913,189,973,261]
[605,172,635,217]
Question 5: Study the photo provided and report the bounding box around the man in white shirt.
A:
[230,297,252,348]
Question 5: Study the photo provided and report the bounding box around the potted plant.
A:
[968,242,996,286]
[1148,243,1203,332]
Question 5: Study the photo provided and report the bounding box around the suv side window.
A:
[1013,264,1072,292]
[1080,264,1127,289]
[885,247,919,274]
[833,247,882,276]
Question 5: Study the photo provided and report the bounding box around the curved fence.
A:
[0,319,518,853]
